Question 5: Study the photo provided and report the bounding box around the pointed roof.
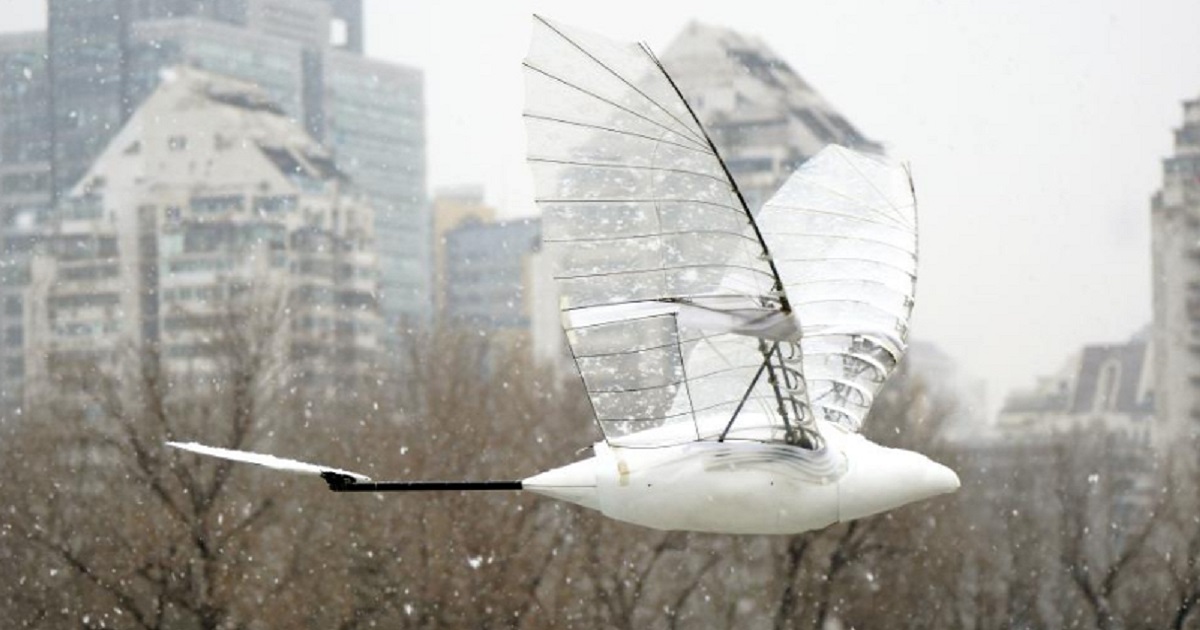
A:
[72,66,345,199]
[661,21,880,159]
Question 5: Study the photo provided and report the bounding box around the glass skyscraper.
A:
[0,0,428,413]
[0,31,51,219]
[0,0,429,354]
[323,49,427,336]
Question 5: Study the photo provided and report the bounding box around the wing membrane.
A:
[759,145,918,431]
[525,16,816,447]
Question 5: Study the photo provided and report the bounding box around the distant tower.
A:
[45,0,252,202]
[1151,96,1200,448]
[431,186,494,318]
[442,217,542,331]
[661,22,882,212]
[0,31,50,219]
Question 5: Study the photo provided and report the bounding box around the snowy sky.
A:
[5,0,1199,416]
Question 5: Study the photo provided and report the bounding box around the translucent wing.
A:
[759,145,918,431]
[524,16,817,448]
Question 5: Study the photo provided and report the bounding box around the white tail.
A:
[166,441,371,482]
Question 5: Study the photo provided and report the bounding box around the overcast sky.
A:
[5,0,1198,416]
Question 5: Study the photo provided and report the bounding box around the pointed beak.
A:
[837,446,960,522]
[924,459,961,494]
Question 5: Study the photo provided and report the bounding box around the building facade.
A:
[440,214,564,366]
[42,0,361,200]
[321,49,427,335]
[1,0,427,360]
[443,216,542,331]
[18,69,380,408]
[995,333,1155,444]
[0,31,51,224]
[661,22,882,211]
[431,186,494,317]
[1152,96,1200,448]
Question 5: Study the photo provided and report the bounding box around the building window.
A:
[168,135,188,151]
[1095,359,1121,412]
[190,195,243,214]
[330,18,348,47]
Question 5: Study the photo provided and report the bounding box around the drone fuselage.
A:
[523,420,959,535]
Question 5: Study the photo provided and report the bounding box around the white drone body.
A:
[168,16,960,536]
[524,417,958,535]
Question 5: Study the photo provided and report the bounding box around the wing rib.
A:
[534,15,709,146]
[641,44,822,447]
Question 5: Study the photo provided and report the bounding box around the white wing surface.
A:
[166,441,371,482]
[759,146,918,431]
[524,16,818,448]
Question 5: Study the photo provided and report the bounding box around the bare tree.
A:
[767,367,957,630]
[0,294,310,629]
[1150,446,1200,630]
[1050,432,1164,630]
[9,316,1195,630]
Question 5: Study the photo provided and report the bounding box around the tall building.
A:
[20,68,380,407]
[440,215,563,365]
[2,0,428,351]
[321,49,427,335]
[443,216,542,331]
[431,186,494,317]
[43,0,357,198]
[1151,96,1200,447]
[661,22,882,211]
[0,31,51,223]
[126,18,307,121]
[432,188,567,366]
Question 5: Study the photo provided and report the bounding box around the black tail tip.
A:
[321,471,360,489]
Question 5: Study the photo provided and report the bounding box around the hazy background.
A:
[4,0,1197,415]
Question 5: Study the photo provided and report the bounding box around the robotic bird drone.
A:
[169,16,959,535]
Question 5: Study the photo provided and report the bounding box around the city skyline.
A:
[3,7,1198,624]
[0,0,429,348]
[4,1,1198,416]
[369,0,1200,418]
